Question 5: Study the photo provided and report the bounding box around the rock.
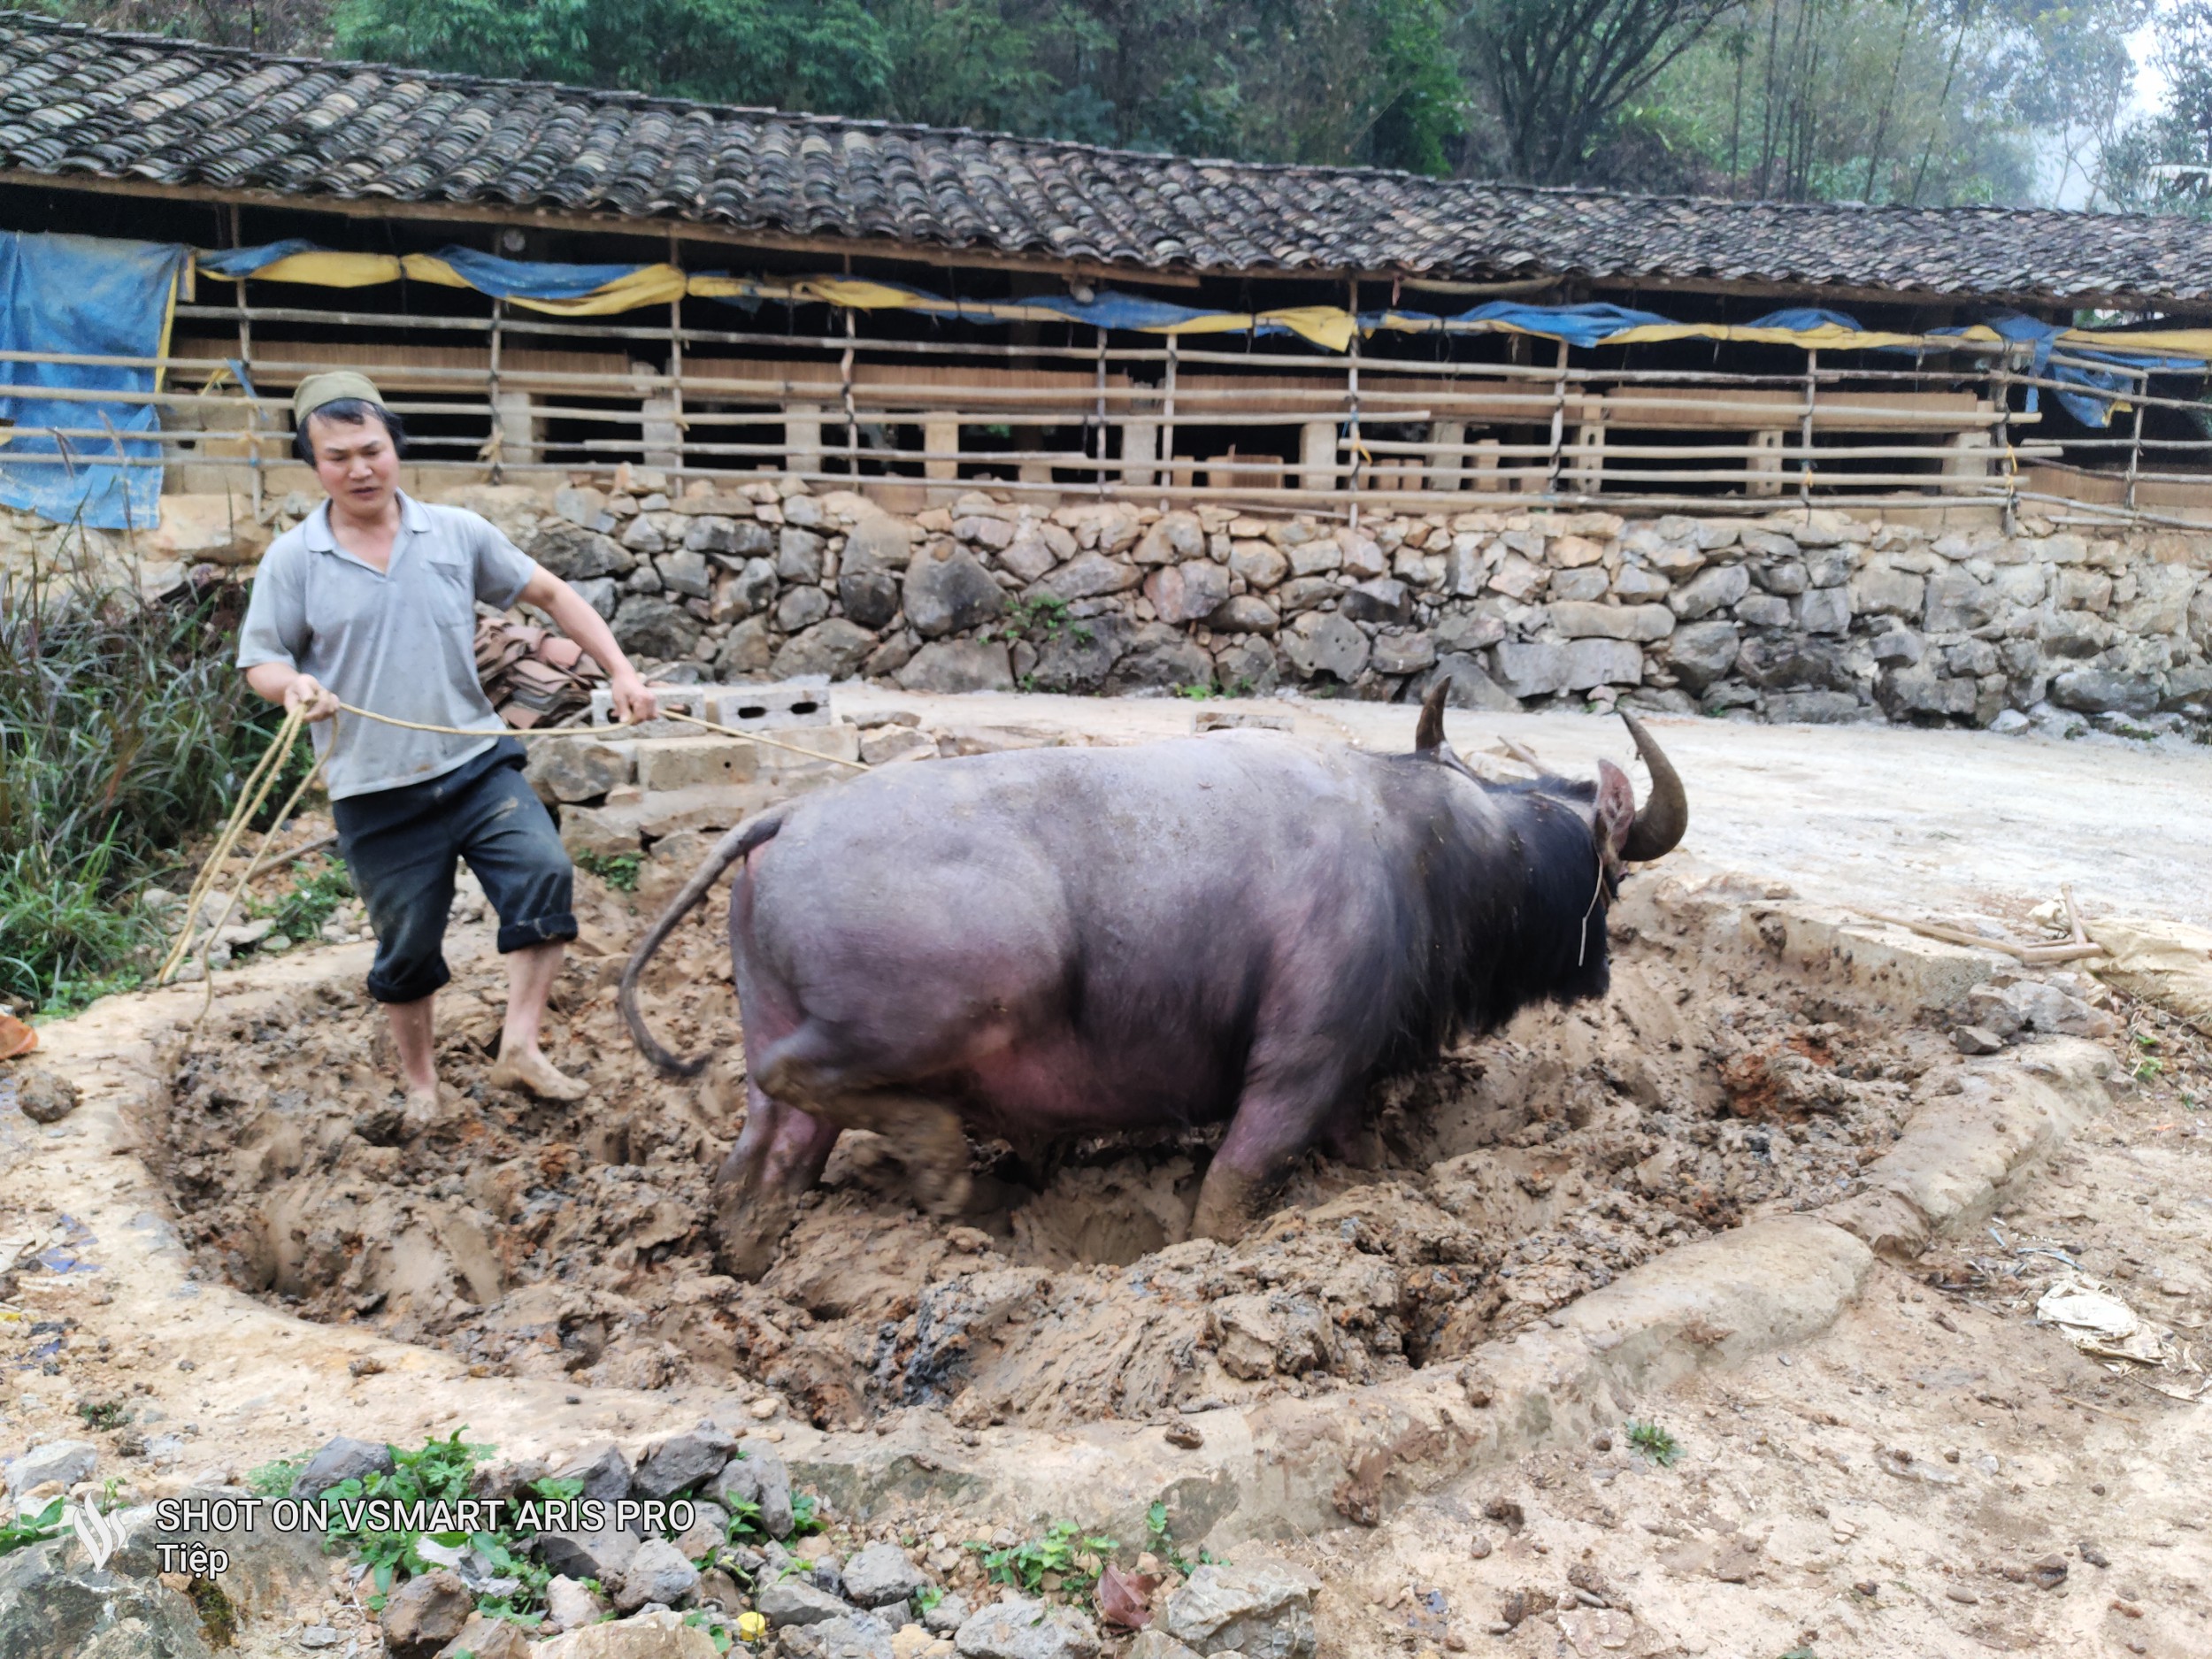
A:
[1952,1025,2006,1056]
[657,548,715,600]
[1031,614,1130,694]
[1213,636,1279,695]
[904,549,1006,639]
[1370,631,1437,676]
[630,1428,736,1501]
[1162,1563,1317,1659]
[759,1579,857,1629]
[1434,609,1507,654]
[1339,578,1411,625]
[1273,577,1343,615]
[301,1625,342,1650]
[545,1575,610,1633]
[612,1537,701,1614]
[1737,635,1853,692]
[1669,564,1749,619]
[1105,623,1214,694]
[683,517,775,559]
[772,619,877,682]
[540,1522,641,1585]
[998,526,1061,584]
[953,1595,1102,1659]
[0,1531,216,1659]
[2003,979,2121,1037]
[1228,540,1287,590]
[778,528,826,584]
[1754,559,1808,595]
[1851,564,1925,617]
[1286,537,1341,577]
[1924,570,1995,632]
[437,1613,531,1659]
[1423,655,1521,711]
[1133,512,1205,565]
[1206,595,1279,635]
[897,640,1016,694]
[532,522,636,580]
[12,1067,81,1125]
[956,515,1017,552]
[707,1443,794,1540]
[786,1613,902,1659]
[775,586,833,633]
[841,568,902,629]
[553,1444,634,1507]
[1492,640,1571,699]
[3,1439,96,1497]
[715,617,775,678]
[1765,690,1863,724]
[611,596,704,661]
[1795,587,1851,634]
[526,741,634,805]
[923,1594,971,1636]
[534,1609,721,1658]
[861,726,936,764]
[380,1570,474,1659]
[1735,593,1791,629]
[621,515,666,555]
[842,515,914,574]
[1663,620,1740,690]
[1868,625,1924,666]
[1548,566,1609,603]
[2050,667,2160,715]
[1125,1634,1205,1659]
[1880,664,1978,719]
[1210,1293,1332,1379]
[1610,564,1670,600]
[1546,601,1674,641]
[1034,553,1140,602]
[1279,612,1369,682]
[286,1435,392,1502]
[1144,561,1233,625]
[841,1543,925,1609]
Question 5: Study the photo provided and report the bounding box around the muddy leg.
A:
[852,1094,973,1217]
[1190,1088,1342,1242]
[710,1081,841,1279]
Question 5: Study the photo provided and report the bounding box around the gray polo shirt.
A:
[236,492,537,800]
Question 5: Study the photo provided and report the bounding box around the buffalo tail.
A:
[618,806,787,1077]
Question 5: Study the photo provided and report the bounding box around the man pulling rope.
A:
[236,372,659,1125]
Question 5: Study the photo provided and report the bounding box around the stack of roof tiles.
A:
[2,12,2208,304]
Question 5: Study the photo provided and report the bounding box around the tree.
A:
[1459,0,1733,184]
[2098,0,2212,211]
[332,0,891,114]
[30,0,334,53]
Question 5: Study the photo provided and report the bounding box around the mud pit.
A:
[137,867,1963,1437]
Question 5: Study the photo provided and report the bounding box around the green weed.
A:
[250,856,353,941]
[1626,1421,1683,1466]
[576,849,641,892]
[75,1399,127,1431]
[245,1456,303,1498]
[970,1519,1118,1597]
[0,1497,65,1559]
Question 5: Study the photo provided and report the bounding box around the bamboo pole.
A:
[1545,339,1569,494]
[1160,334,1178,512]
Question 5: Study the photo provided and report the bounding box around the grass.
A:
[248,856,354,941]
[1626,1420,1684,1466]
[575,849,641,892]
[970,1518,1118,1598]
[0,543,303,1013]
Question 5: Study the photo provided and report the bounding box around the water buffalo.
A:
[620,686,1688,1278]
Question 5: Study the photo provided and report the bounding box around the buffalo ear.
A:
[1414,678,1452,756]
[1594,757,1636,857]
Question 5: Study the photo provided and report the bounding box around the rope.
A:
[150,695,867,998]
[328,700,871,772]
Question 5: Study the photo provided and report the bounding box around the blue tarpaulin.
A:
[0,231,183,531]
[1447,301,1674,346]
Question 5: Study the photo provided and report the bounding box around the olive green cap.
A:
[291,370,387,428]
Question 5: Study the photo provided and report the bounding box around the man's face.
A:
[308,413,399,515]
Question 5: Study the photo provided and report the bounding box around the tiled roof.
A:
[2,12,2208,303]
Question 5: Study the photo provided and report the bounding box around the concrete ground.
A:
[834,690,2212,928]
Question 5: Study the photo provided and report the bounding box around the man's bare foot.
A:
[401,1083,449,1136]
[488,1047,588,1102]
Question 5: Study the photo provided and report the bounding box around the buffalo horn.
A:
[1617,711,1688,861]
[1414,677,1452,754]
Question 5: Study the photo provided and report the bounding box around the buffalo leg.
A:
[1190,1085,1346,1241]
[710,1080,841,1279]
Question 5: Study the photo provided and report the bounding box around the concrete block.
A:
[634,737,763,793]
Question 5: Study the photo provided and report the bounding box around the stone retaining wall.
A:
[12,476,2209,734]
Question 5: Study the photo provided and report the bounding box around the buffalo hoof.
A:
[711,1187,797,1282]
[1189,1167,1263,1243]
